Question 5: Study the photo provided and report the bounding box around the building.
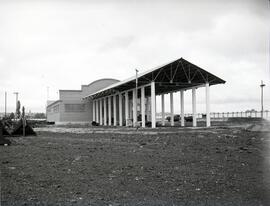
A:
[46,79,119,123]
[46,57,225,128]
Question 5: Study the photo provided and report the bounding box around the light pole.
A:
[260,80,265,118]
[13,92,19,119]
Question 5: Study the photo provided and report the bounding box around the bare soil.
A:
[1,125,270,205]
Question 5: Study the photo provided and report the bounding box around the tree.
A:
[34,113,46,119]
[9,112,15,119]
[22,106,25,119]
[16,100,21,118]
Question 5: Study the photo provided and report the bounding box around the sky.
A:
[0,0,269,114]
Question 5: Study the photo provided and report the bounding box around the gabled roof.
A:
[84,57,225,99]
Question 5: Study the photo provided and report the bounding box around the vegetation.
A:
[33,113,46,119]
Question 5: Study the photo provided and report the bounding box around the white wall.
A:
[46,78,119,123]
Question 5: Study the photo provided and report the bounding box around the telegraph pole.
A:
[260,80,265,118]
[4,92,7,117]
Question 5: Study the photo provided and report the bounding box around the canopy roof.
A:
[84,57,225,99]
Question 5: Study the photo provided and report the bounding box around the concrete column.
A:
[180,90,185,127]
[170,92,174,126]
[129,101,133,121]
[96,100,99,123]
[125,91,129,126]
[103,98,107,126]
[108,96,112,126]
[119,93,123,126]
[99,99,103,125]
[113,95,117,126]
[206,82,211,127]
[92,100,95,122]
[151,82,156,128]
[161,94,165,126]
[141,87,145,128]
[192,88,197,127]
[132,89,137,127]
[146,97,151,122]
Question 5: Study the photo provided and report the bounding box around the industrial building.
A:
[46,57,225,128]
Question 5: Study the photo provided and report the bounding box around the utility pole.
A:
[260,80,265,118]
[13,92,19,119]
[4,92,7,117]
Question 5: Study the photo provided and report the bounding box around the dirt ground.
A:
[1,123,270,205]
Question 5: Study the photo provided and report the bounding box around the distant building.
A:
[46,57,225,127]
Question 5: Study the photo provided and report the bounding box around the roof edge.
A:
[47,100,62,108]
[86,78,120,87]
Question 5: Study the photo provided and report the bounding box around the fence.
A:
[184,111,269,119]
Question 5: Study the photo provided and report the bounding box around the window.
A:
[64,104,85,112]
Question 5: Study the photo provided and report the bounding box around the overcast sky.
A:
[0,0,269,114]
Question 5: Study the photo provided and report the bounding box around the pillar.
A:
[151,82,156,128]
[103,98,107,126]
[206,82,211,127]
[141,87,146,128]
[192,88,197,127]
[161,94,165,126]
[180,90,185,127]
[99,99,103,125]
[108,96,112,126]
[119,93,123,126]
[146,97,151,122]
[92,100,95,122]
[129,101,133,121]
[125,91,129,126]
[113,95,117,126]
[170,92,174,126]
[132,89,137,127]
[96,100,99,123]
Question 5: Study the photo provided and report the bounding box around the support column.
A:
[146,97,151,122]
[151,82,156,128]
[132,89,137,127]
[129,101,133,121]
[92,100,95,122]
[170,92,174,126]
[206,82,211,127]
[141,87,145,128]
[161,94,165,126]
[192,88,197,127]
[125,91,129,126]
[113,95,117,126]
[119,93,123,126]
[108,96,112,126]
[96,100,99,123]
[99,99,103,125]
[180,90,185,127]
[103,98,107,126]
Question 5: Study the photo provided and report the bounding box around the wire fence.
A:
[184,111,269,119]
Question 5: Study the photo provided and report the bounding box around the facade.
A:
[47,57,225,127]
[46,79,119,124]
